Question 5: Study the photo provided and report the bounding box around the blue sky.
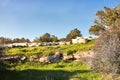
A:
[0,0,120,41]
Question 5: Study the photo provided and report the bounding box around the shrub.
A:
[91,27,120,76]
[66,50,76,55]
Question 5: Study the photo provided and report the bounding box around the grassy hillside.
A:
[0,39,104,80]
[4,39,95,57]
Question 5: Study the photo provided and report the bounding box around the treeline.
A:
[0,37,30,44]
[1,4,120,44]
[0,28,82,44]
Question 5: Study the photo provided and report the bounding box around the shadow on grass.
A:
[0,69,90,80]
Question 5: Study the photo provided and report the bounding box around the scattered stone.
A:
[39,57,49,63]
[63,54,74,60]
[39,52,63,63]
[29,55,39,62]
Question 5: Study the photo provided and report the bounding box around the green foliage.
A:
[66,28,82,41]
[95,5,120,27]
[33,37,40,43]
[40,33,52,42]
[0,37,12,44]
[66,50,76,55]
[13,37,30,43]
[89,4,120,36]
[33,33,58,43]
[0,37,30,44]
[89,25,105,35]
[51,35,58,42]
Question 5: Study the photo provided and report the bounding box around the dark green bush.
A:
[91,27,120,76]
[67,50,76,55]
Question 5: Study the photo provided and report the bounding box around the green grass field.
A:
[1,39,104,80]
[1,61,103,80]
[4,39,95,57]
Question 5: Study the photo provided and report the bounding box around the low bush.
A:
[91,27,120,77]
[67,50,76,55]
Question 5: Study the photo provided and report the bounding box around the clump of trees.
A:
[0,28,82,44]
[89,25,105,35]
[66,28,82,41]
[33,33,58,43]
[89,5,120,35]
[13,37,30,43]
[0,37,12,44]
[0,37,30,44]
[33,28,82,43]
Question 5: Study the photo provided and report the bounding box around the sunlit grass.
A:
[1,39,104,80]
[4,61,103,80]
[5,39,95,57]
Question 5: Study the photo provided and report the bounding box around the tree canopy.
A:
[0,37,30,44]
[13,37,30,43]
[66,28,82,41]
[89,25,105,35]
[95,5,120,28]
[0,37,12,44]
[89,4,120,35]
[33,33,58,43]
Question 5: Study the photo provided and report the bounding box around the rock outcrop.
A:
[0,54,27,63]
[29,52,63,63]
[29,50,94,63]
